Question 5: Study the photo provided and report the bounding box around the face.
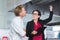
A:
[19,7,26,17]
[32,11,40,20]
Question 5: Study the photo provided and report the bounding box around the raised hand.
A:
[49,5,53,11]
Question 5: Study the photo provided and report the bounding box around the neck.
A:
[34,19,38,25]
[20,16,23,19]
[34,19,38,23]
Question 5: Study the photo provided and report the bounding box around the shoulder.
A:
[27,20,33,24]
[38,19,43,22]
[12,17,21,23]
[26,20,33,26]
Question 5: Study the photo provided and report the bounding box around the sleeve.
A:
[11,19,26,37]
[42,11,53,24]
[36,27,46,35]
[26,22,33,37]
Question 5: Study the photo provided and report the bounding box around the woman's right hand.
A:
[49,5,53,11]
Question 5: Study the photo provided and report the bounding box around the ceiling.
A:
[8,0,56,10]
[8,0,60,16]
[31,0,55,5]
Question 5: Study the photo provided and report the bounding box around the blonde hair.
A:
[14,5,24,16]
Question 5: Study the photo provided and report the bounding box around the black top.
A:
[26,11,53,40]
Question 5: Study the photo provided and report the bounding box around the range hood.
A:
[31,0,55,5]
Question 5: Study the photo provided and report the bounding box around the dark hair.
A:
[32,10,41,21]
[14,5,24,16]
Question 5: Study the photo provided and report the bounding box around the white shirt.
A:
[10,16,26,40]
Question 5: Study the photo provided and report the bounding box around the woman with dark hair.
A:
[26,5,53,40]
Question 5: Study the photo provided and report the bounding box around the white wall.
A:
[0,0,8,28]
[0,0,31,29]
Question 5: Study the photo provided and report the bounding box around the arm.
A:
[42,11,53,24]
[36,27,46,35]
[11,19,26,37]
[30,27,46,35]
[26,22,33,37]
[42,5,53,24]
